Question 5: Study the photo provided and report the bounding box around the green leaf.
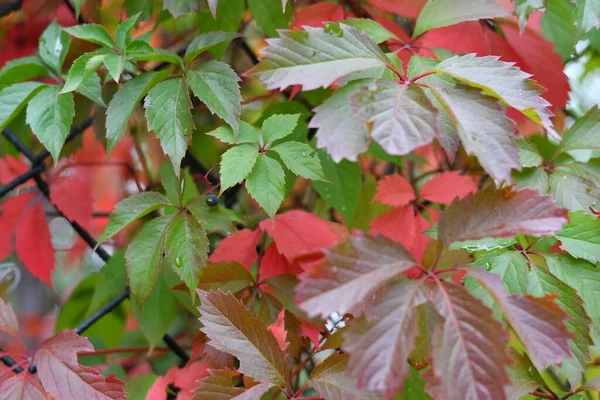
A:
[38,21,71,74]
[0,82,45,131]
[465,252,530,303]
[61,52,107,93]
[115,13,140,50]
[130,269,177,348]
[125,215,171,303]
[514,167,550,194]
[164,212,209,293]
[63,24,116,48]
[103,53,125,82]
[541,0,577,61]
[260,113,299,147]
[77,72,106,107]
[250,25,389,91]
[144,78,194,176]
[413,0,511,37]
[127,49,184,68]
[576,0,600,33]
[163,0,203,17]
[517,138,543,168]
[187,61,241,134]
[248,0,293,37]
[99,192,172,244]
[0,56,49,90]
[186,197,234,234]
[26,86,74,162]
[106,71,170,153]
[88,249,128,313]
[555,211,600,264]
[184,31,238,65]
[515,0,546,31]
[246,154,286,217]
[311,144,361,225]
[72,0,82,17]
[271,141,326,181]
[341,19,399,44]
[207,121,259,145]
[560,105,600,152]
[125,40,154,54]
[219,144,259,192]
[160,159,182,206]
[549,173,599,212]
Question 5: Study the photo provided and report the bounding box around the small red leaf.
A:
[209,229,261,270]
[419,171,477,204]
[373,175,416,206]
[268,310,289,351]
[366,0,426,18]
[291,2,346,29]
[259,243,302,281]
[0,194,33,261]
[50,175,94,228]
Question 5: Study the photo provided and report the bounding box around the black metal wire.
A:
[0,0,22,18]
[0,164,45,198]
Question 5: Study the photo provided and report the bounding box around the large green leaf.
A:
[63,24,116,48]
[555,211,600,264]
[250,25,389,91]
[245,154,286,217]
[106,71,170,153]
[61,52,107,94]
[38,21,71,74]
[164,212,209,293]
[541,0,577,61]
[260,113,299,146]
[271,141,326,181]
[219,144,259,192]
[0,82,44,131]
[248,0,292,37]
[187,61,241,134]
[125,215,172,304]
[144,78,193,176]
[0,56,48,90]
[413,0,510,37]
[77,72,106,107]
[559,105,600,152]
[26,86,74,162]
[99,192,172,243]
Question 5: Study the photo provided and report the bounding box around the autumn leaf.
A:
[208,229,261,270]
[372,174,416,206]
[0,374,51,400]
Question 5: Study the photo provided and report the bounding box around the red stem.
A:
[386,64,408,83]
[530,390,557,399]
[410,71,436,83]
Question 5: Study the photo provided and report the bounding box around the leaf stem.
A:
[386,64,408,83]
[410,71,437,83]
[530,390,557,399]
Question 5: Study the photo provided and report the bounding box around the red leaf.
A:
[419,171,477,204]
[174,362,210,399]
[0,194,33,260]
[259,211,343,263]
[50,175,94,228]
[268,310,289,351]
[0,374,51,400]
[373,175,416,206]
[147,367,178,400]
[209,229,261,270]
[291,2,346,29]
[0,156,30,185]
[259,243,302,281]
[16,201,54,287]
[366,0,427,18]
[33,330,126,399]
[300,322,321,349]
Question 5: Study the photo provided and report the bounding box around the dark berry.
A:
[206,193,218,207]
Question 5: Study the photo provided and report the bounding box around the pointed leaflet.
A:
[218,144,259,193]
[144,78,194,176]
[33,330,126,399]
[103,54,125,83]
[549,173,599,212]
[208,121,259,145]
[185,32,238,65]
[99,192,171,243]
[77,72,106,107]
[250,25,390,91]
[438,187,568,247]
[188,61,241,134]
[125,216,171,304]
[260,113,299,146]
[430,282,511,400]
[344,280,429,397]
[259,210,343,263]
[0,374,50,400]
[351,80,438,156]
[197,290,289,386]
[115,14,139,50]
[63,24,116,48]
[106,71,170,154]
[469,269,572,370]
[434,54,552,127]
[16,201,54,287]
[576,0,600,32]
[38,21,71,75]
[309,352,383,400]
[555,211,600,264]
[271,142,327,181]
[311,84,369,162]
[419,171,477,204]
[413,0,510,37]
[193,369,245,399]
[0,56,48,90]
[427,85,520,184]
[208,229,261,269]
[0,82,45,131]
[245,154,286,218]
[297,234,415,318]
[164,212,209,293]
[559,106,600,152]
[373,174,416,206]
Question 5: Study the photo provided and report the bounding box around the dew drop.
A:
[175,256,183,267]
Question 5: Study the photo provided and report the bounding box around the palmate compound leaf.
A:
[309,352,384,400]
[33,330,126,399]
[296,234,415,318]
[197,290,289,386]
[429,282,511,400]
[469,269,572,371]
[350,80,438,156]
[426,84,521,184]
[249,25,390,91]
[438,187,569,247]
[343,279,430,397]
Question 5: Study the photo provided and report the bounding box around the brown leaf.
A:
[32,330,126,400]
[296,234,416,318]
[193,369,245,399]
[197,290,289,387]
[430,282,511,400]
[343,280,430,397]
[309,352,384,400]
[438,187,568,246]
[469,269,572,370]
